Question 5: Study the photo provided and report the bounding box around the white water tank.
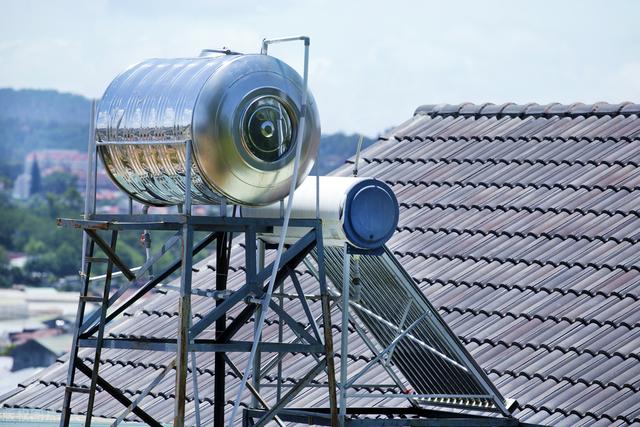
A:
[242,176,399,249]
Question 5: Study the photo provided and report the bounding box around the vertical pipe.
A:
[228,37,310,427]
[252,236,263,408]
[176,138,194,427]
[83,100,97,218]
[184,140,193,215]
[276,248,283,401]
[190,346,201,427]
[316,225,339,426]
[142,205,152,280]
[352,134,365,177]
[61,100,96,427]
[339,244,350,426]
[173,222,194,427]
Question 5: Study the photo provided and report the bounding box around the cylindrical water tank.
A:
[96,53,320,206]
[242,176,399,249]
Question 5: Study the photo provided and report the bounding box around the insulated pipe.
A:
[242,176,399,250]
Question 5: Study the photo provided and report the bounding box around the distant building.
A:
[11,174,30,200]
[10,335,70,371]
[11,149,114,200]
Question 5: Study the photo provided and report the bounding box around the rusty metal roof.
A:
[3,102,640,426]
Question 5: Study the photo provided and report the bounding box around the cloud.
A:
[1,0,640,135]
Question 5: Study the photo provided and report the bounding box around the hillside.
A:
[0,88,373,179]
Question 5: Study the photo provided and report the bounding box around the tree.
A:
[42,171,78,195]
[29,157,42,196]
[0,246,10,288]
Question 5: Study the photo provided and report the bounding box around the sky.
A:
[1,0,639,136]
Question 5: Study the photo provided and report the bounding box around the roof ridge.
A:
[462,336,640,363]
[440,305,637,335]
[379,135,640,144]
[415,102,640,119]
[393,249,640,276]
[399,199,640,220]
[397,224,640,247]
[391,178,639,195]
[369,156,639,169]
[488,368,639,394]
[514,401,631,425]
[417,276,638,308]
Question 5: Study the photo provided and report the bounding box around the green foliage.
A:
[42,171,78,194]
[316,133,376,175]
[0,88,381,288]
[0,88,90,167]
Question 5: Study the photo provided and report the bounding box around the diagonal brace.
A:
[211,233,317,344]
[79,231,181,336]
[81,232,217,338]
[223,355,285,427]
[189,284,252,338]
[254,359,328,427]
[346,312,429,389]
[288,268,322,343]
[74,358,162,427]
[268,300,320,346]
[85,229,135,281]
[112,358,177,426]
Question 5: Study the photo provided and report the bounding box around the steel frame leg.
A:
[214,231,230,426]
[60,236,95,427]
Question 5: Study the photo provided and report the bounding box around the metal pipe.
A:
[173,221,194,427]
[339,243,350,426]
[112,359,177,426]
[346,312,430,389]
[261,35,309,55]
[142,205,153,280]
[252,239,264,408]
[276,247,284,401]
[83,100,97,218]
[61,102,97,427]
[228,36,311,427]
[352,134,365,177]
[87,266,142,282]
[190,338,201,427]
[260,36,320,219]
[184,141,192,216]
[345,393,494,400]
[200,48,242,56]
[352,254,362,302]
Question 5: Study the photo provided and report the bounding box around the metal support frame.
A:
[59,209,342,427]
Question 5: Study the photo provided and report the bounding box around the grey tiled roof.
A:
[3,102,640,426]
[337,102,640,426]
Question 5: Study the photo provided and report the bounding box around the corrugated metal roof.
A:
[3,101,640,426]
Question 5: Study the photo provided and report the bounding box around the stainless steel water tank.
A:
[96,53,320,206]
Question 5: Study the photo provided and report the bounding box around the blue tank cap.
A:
[342,179,399,249]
